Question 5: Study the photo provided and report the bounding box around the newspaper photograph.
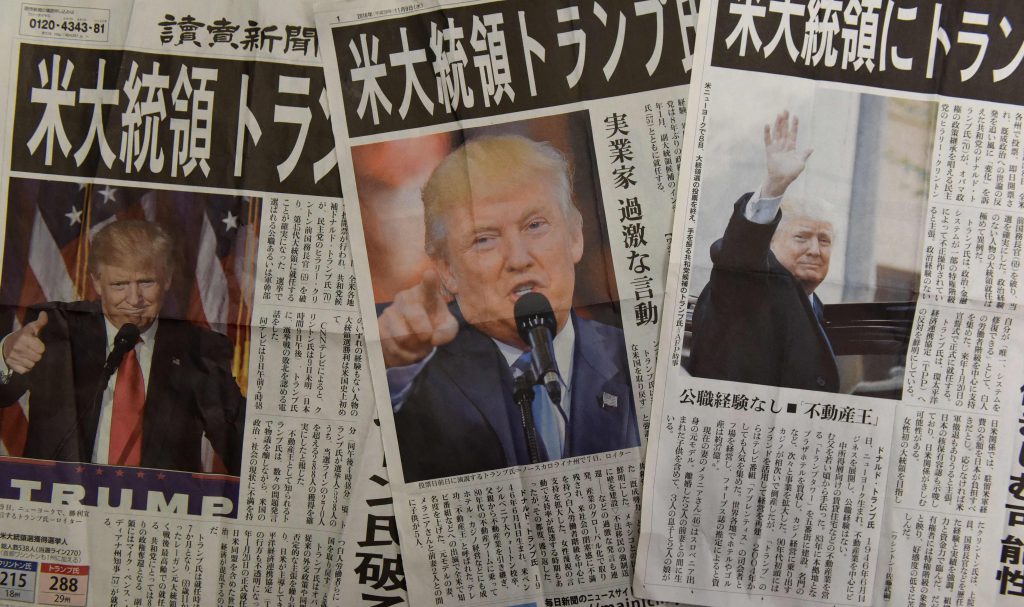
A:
[636,1,1024,607]
[0,1,381,605]
[315,0,695,604]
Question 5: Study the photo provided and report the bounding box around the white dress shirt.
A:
[387,318,577,447]
[493,319,576,446]
[744,189,783,224]
[91,319,158,464]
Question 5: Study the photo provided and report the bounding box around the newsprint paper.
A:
[636,1,1024,607]
[0,0,389,605]
[315,0,695,605]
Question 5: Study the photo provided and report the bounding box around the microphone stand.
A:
[513,372,542,465]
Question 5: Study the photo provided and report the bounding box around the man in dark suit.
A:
[688,111,839,392]
[378,135,640,483]
[0,220,245,473]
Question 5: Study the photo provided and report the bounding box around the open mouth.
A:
[511,283,538,299]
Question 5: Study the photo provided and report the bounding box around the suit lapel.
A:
[432,320,521,467]
[140,319,182,466]
[566,316,636,456]
[772,253,840,386]
[71,308,108,462]
[801,292,838,382]
[810,293,837,359]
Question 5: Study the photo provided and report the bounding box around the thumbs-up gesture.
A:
[2,311,48,374]
[379,269,459,368]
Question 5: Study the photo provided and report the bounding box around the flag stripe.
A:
[3,182,259,471]
[28,209,75,302]
[195,214,229,328]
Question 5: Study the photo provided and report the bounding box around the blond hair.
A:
[88,220,174,277]
[421,135,581,259]
[777,195,837,230]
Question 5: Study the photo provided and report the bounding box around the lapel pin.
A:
[601,392,618,409]
[172,357,181,366]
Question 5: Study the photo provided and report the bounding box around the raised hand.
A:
[379,269,459,368]
[2,311,48,375]
[763,111,813,198]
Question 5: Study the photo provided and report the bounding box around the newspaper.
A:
[0,1,385,605]
[314,0,695,605]
[331,420,408,607]
[635,1,1024,606]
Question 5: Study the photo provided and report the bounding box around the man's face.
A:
[91,263,171,331]
[436,179,584,348]
[771,214,833,294]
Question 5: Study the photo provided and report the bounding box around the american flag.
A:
[0,177,259,470]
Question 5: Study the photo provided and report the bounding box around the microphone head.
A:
[102,323,141,375]
[514,292,557,344]
[115,323,141,346]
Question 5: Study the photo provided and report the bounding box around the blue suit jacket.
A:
[393,309,640,482]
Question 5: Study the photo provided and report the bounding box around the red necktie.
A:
[109,343,144,466]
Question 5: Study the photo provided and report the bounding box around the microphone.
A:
[514,292,562,403]
[52,322,140,461]
[103,323,140,376]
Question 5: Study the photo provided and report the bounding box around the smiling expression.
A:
[435,178,584,348]
[771,213,833,294]
[91,263,171,332]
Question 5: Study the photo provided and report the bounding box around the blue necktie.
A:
[812,295,836,359]
[512,351,563,461]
